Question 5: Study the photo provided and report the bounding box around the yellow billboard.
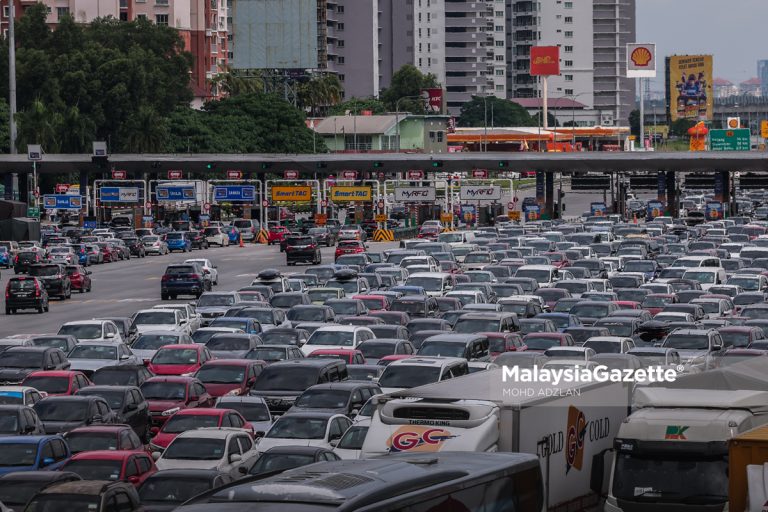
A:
[271,186,312,202]
[330,186,372,202]
[668,55,713,122]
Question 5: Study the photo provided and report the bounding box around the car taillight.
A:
[161,275,170,282]
[14,255,18,263]
[190,274,201,280]
[34,281,41,297]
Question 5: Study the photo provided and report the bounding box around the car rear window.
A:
[286,237,312,245]
[10,279,36,290]
[166,266,196,275]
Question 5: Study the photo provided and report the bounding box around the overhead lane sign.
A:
[394,187,436,202]
[271,186,312,202]
[460,185,501,201]
[157,186,195,201]
[43,195,82,210]
[214,186,255,202]
[330,186,372,202]
[100,187,140,203]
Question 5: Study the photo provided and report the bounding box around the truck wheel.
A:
[161,293,169,300]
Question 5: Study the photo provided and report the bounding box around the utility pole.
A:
[8,0,17,154]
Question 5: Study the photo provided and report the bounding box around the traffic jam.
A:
[2,192,768,511]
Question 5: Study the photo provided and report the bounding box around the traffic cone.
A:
[239,233,244,248]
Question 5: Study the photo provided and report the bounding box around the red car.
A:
[194,359,268,397]
[97,242,119,263]
[149,408,253,450]
[267,226,290,246]
[139,376,215,427]
[64,425,146,455]
[613,300,641,310]
[22,370,92,396]
[147,344,213,376]
[376,354,414,366]
[482,332,527,356]
[307,349,366,365]
[640,294,678,316]
[417,227,439,240]
[541,252,570,269]
[335,241,365,260]
[66,265,92,293]
[352,295,390,313]
[522,332,575,351]
[61,450,157,488]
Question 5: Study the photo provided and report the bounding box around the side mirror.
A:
[151,451,161,461]
[150,426,160,436]
[329,439,339,448]
[120,354,129,360]
[188,395,199,402]
[41,457,55,467]
[229,453,242,463]
[255,431,265,438]
[238,466,248,475]
[105,332,115,339]
[128,475,140,484]
[124,403,137,411]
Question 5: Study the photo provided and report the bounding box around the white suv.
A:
[153,428,258,478]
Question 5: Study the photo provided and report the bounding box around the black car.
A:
[138,469,233,512]
[285,236,321,266]
[187,230,209,250]
[122,237,147,258]
[13,251,43,274]
[75,385,150,441]
[91,365,155,387]
[0,347,70,384]
[307,227,337,247]
[246,446,340,477]
[0,471,82,511]
[161,263,209,300]
[27,264,71,300]
[5,276,49,314]
[33,395,118,434]
[260,328,310,346]
[0,404,45,435]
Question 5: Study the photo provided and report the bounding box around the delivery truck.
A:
[604,359,768,512]
[728,424,768,512]
[361,367,631,511]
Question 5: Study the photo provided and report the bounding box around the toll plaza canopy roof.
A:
[1,151,767,174]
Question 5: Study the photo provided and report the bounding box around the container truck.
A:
[362,367,631,511]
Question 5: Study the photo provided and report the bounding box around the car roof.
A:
[40,480,128,496]
[262,445,331,455]
[70,450,140,461]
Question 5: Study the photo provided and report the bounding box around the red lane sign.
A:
[508,201,515,209]
[145,202,152,209]
[321,199,328,207]
[407,170,424,180]
[262,200,269,208]
[112,170,127,180]
[167,170,183,180]
[472,169,488,178]
[226,170,242,180]
[284,170,299,180]
[342,170,358,180]
[203,203,211,211]
[55,184,69,194]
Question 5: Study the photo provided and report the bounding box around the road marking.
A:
[145,277,161,281]
[236,273,259,277]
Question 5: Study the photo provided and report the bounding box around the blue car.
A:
[0,247,10,268]
[209,316,262,335]
[165,232,192,253]
[535,312,582,332]
[0,435,71,475]
[227,226,240,244]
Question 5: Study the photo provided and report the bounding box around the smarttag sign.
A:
[156,186,195,201]
[214,186,256,202]
[330,186,373,202]
[459,185,501,201]
[271,186,312,202]
[394,187,436,202]
[100,187,140,203]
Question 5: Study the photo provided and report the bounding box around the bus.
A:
[176,452,543,512]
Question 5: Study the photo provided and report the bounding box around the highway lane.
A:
[0,241,401,338]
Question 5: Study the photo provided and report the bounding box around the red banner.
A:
[530,46,560,76]
[420,88,444,114]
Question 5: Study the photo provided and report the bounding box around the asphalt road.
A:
[0,240,401,338]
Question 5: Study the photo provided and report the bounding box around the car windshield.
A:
[464,254,491,263]
[683,271,716,284]
[728,277,758,290]
[134,334,181,350]
[454,319,499,333]
[359,343,397,359]
[216,401,270,422]
[525,336,559,350]
[391,301,425,315]
[584,340,622,354]
[306,331,354,346]
[196,365,245,384]
[557,282,588,294]
[625,261,656,272]
[287,309,327,322]
[664,334,710,350]
[252,367,318,391]
[0,443,42,467]
[233,310,273,325]
[28,266,59,277]
[69,345,116,360]
[378,365,441,388]
[198,295,236,307]
[152,349,199,365]
[58,324,102,340]
[405,277,443,291]
[34,400,88,422]
[164,438,226,460]
[642,296,673,308]
[418,341,465,358]
[266,417,328,439]
[163,414,220,433]
[329,302,361,316]
[596,322,633,337]
[139,476,212,503]
[616,290,648,303]
[515,269,550,282]
[326,280,361,294]
[166,233,184,240]
[134,312,176,325]
[0,351,43,368]
[719,331,751,348]
[308,290,340,302]
[78,389,124,409]
[207,337,251,352]
[248,348,288,361]
[140,382,186,400]
[694,302,721,314]
[249,453,316,475]
[295,389,350,409]
[65,432,119,453]
[21,376,69,394]
[571,304,610,317]
[31,337,70,351]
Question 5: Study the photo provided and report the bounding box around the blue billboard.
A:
[157,186,195,202]
[523,204,541,222]
[43,195,82,210]
[646,200,664,220]
[214,185,256,202]
[706,201,724,220]
[590,202,607,217]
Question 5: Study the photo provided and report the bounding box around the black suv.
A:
[122,237,146,258]
[14,251,43,274]
[161,262,209,300]
[5,276,49,314]
[187,230,209,250]
[285,236,321,266]
[0,346,70,384]
[27,264,71,300]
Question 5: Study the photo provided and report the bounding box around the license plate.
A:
[15,293,30,297]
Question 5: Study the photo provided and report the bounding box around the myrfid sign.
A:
[460,186,501,201]
[394,187,436,202]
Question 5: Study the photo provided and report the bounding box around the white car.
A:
[203,227,229,247]
[132,309,190,335]
[185,259,219,286]
[67,342,141,373]
[256,412,352,452]
[152,303,201,333]
[153,428,258,478]
[0,386,46,406]
[333,418,371,460]
[215,396,273,437]
[300,325,375,356]
[131,331,193,363]
[57,320,124,343]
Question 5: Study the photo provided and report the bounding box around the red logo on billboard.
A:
[284,170,299,180]
[226,170,243,179]
[530,46,561,76]
[421,88,444,113]
[111,170,127,180]
[55,184,69,194]
[565,406,587,474]
[167,170,183,180]
[386,426,457,453]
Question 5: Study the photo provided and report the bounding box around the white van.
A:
[404,272,454,297]
[682,266,726,291]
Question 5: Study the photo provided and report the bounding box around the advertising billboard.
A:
[667,55,713,122]
[156,186,195,202]
[627,43,656,78]
[530,46,560,76]
[100,187,140,203]
[214,186,256,202]
[420,88,444,114]
[271,186,312,202]
[330,186,373,202]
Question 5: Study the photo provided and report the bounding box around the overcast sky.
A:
[637,0,767,91]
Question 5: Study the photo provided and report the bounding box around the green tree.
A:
[16,99,60,151]
[122,106,168,153]
[457,96,536,127]
[380,64,440,114]
[669,118,696,137]
[213,67,264,97]
[328,97,387,116]
[531,111,559,128]
[298,74,343,116]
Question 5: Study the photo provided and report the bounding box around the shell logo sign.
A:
[727,117,741,129]
[626,43,656,78]
[630,46,652,67]
[386,426,457,453]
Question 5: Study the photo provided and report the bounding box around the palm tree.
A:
[123,105,168,153]
[58,106,96,153]
[298,74,343,116]
[16,99,60,152]
[213,67,263,97]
